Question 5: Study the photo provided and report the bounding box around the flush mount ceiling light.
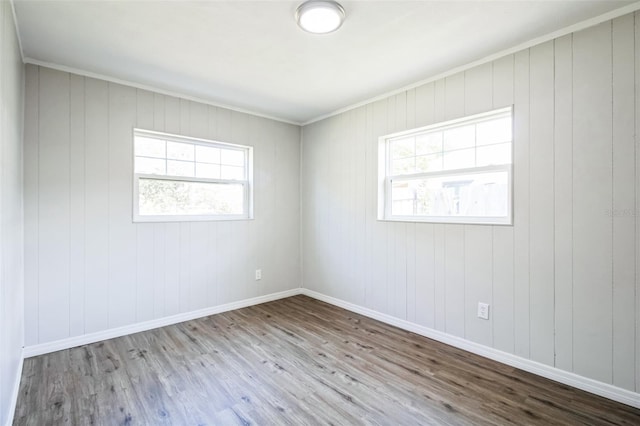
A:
[296,0,345,34]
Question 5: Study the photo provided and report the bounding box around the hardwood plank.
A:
[14,296,640,425]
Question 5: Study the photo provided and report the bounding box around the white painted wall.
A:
[301,13,639,395]
[23,65,300,347]
[0,1,25,424]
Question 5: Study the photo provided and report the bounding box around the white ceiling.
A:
[13,0,635,124]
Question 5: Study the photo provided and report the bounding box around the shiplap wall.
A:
[302,13,639,393]
[0,0,25,424]
[24,65,301,347]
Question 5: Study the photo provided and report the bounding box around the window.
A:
[133,129,253,222]
[378,107,513,225]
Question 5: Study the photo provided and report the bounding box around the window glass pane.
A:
[391,171,509,218]
[477,143,512,166]
[221,149,245,167]
[391,157,415,176]
[167,160,195,177]
[196,163,221,179]
[135,157,166,175]
[443,148,475,170]
[390,137,415,159]
[196,145,220,164]
[443,125,475,151]
[221,165,245,180]
[390,180,415,216]
[416,132,442,155]
[476,117,512,146]
[415,153,442,173]
[167,141,195,161]
[135,137,166,158]
[138,178,244,216]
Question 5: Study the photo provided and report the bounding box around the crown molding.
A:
[23,57,302,126]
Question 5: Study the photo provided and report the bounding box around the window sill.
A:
[378,216,513,226]
[133,215,254,223]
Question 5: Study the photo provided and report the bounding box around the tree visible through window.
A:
[379,107,513,225]
[133,129,253,222]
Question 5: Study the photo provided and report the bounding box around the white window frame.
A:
[377,107,513,225]
[132,128,253,223]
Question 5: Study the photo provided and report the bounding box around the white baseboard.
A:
[300,288,640,409]
[21,287,640,409]
[24,288,303,358]
[5,347,24,426]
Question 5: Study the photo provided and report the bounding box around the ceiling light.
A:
[296,1,345,34]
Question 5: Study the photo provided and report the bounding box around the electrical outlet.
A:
[477,302,490,320]
[255,269,262,280]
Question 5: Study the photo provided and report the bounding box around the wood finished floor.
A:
[14,295,640,425]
